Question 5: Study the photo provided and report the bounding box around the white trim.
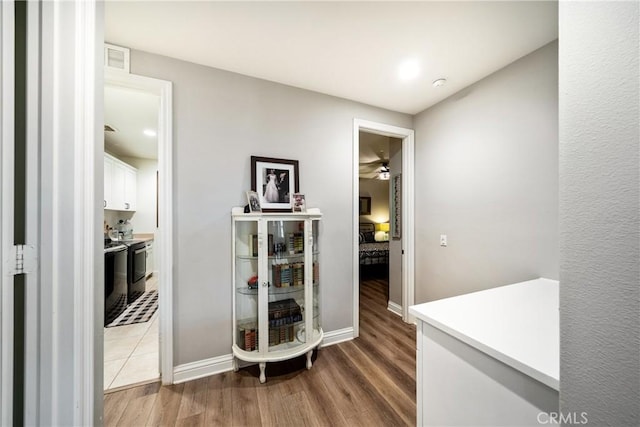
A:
[73,1,98,424]
[353,119,416,331]
[23,1,41,425]
[387,301,403,317]
[0,2,15,425]
[104,69,174,384]
[320,327,355,347]
[401,130,416,324]
[173,326,355,384]
[173,355,234,384]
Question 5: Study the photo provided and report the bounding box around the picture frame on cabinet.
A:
[391,173,402,239]
[246,191,262,213]
[291,193,306,213]
[251,156,300,212]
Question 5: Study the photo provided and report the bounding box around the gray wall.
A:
[559,3,639,425]
[413,41,559,303]
[358,178,389,224]
[129,50,412,365]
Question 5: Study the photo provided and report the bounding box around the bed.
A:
[359,222,389,274]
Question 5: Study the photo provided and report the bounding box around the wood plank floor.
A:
[104,277,416,426]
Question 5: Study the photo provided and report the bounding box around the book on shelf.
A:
[248,233,274,257]
[268,324,295,346]
[287,232,304,255]
[313,262,319,284]
[273,263,292,287]
[268,298,301,321]
[272,262,308,287]
[238,322,258,351]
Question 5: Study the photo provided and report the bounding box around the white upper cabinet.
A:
[123,167,137,211]
[104,153,137,211]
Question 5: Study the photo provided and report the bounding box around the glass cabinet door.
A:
[266,219,306,352]
[311,219,320,336]
[234,219,259,353]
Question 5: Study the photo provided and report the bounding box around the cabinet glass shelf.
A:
[236,283,319,296]
[236,251,320,261]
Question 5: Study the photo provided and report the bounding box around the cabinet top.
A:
[409,278,559,390]
[232,207,321,218]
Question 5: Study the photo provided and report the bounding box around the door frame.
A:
[352,119,415,336]
[104,69,174,385]
[0,1,15,424]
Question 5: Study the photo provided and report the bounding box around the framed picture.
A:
[391,174,401,239]
[246,191,262,212]
[251,156,300,212]
[359,196,371,215]
[291,193,306,212]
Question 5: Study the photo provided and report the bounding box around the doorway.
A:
[353,119,415,337]
[103,69,174,389]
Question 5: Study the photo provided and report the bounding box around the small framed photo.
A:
[251,156,300,212]
[246,191,262,213]
[291,193,306,212]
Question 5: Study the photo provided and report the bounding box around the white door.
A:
[2,1,101,425]
[0,2,17,424]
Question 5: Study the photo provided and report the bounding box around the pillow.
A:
[362,231,375,243]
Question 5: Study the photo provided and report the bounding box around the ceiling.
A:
[359,132,391,180]
[104,1,558,115]
[104,85,159,160]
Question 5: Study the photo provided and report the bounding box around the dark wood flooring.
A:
[103,278,416,426]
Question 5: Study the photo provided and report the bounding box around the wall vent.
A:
[104,43,130,73]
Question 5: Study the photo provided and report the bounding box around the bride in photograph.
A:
[264,169,280,203]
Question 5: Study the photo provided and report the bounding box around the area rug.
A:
[106,290,158,328]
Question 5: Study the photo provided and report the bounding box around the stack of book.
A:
[273,262,307,287]
[273,263,292,287]
[268,298,302,346]
[248,234,274,257]
[313,262,319,284]
[237,323,258,351]
[287,232,304,254]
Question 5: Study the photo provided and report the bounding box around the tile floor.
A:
[104,276,159,391]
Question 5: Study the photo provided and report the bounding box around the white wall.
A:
[559,3,639,425]
[413,41,559,303]
[129,49,412,365]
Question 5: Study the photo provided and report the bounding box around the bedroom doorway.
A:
[353,119,415,337]
[358,132,393,293]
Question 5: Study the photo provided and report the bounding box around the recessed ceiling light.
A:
[143,129,157,137]
[398,60,420,81]
[432,78,447,88]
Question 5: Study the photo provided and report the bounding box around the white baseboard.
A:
[387,301,402,317]
[172,327,355,384]
[173,354,234,384]
[321,327,354,347]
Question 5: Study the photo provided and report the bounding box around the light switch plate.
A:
[440,235,447,247]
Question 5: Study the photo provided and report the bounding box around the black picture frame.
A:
[391,174,401,239]
[359,196,371,215]
[251,156,300,212]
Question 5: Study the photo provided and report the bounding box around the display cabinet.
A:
[231,207,322,383]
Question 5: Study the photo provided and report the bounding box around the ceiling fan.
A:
[359,157,391,180]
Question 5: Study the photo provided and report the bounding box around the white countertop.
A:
[409,278,559,390]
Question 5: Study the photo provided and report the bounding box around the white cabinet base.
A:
[417,322,558,426]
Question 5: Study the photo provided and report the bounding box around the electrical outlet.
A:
[440,235,447,247]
